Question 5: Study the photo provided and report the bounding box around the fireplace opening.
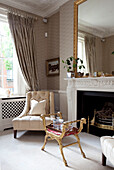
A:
[77,91,114,136]
[91,102,114,130]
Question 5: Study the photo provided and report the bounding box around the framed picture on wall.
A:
[46,58,59,76]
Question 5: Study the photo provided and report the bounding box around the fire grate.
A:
[91,102,114,130]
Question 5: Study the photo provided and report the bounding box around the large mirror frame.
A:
[74,0,87,77]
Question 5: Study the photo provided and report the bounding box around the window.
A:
[0,15,27,96]
[78,36,88,73]
[0,21,14,94]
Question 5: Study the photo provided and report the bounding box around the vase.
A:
[77,72,84,77]
[67,72,71,78]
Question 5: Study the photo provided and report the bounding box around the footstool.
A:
[41,113,86,166]
[100,136,114,166]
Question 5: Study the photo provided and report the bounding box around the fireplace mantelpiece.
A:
[65,77,114,121]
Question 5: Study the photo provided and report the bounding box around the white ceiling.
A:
[78,0,114,38]
[0,0,69,17]
[1,0,113,38]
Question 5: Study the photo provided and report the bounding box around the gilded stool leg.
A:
[57,139,68,166]
[42,135,48,151]
[75,135,86,158]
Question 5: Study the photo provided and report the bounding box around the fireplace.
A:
[77,91,114,136]
[65,77,114,136]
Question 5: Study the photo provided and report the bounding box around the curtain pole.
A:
[0,3,38,20]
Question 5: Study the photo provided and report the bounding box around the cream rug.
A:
[0,130,113,170]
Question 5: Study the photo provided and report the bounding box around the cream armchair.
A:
[12,91,55,138]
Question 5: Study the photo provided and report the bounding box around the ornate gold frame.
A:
[74,0,87,77]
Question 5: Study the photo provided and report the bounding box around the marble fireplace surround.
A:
[65,77,114,121]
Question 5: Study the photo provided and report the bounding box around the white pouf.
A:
[100,136,114,166]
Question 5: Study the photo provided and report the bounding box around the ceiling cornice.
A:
[0,0,69,17]
[78,19,114,38]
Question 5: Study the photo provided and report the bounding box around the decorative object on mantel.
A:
[97,72,104,77]
[93,72,97,77]
[112,71,114,76]
[46,58,59,76]
[91,71,114,78]
[85,73,89,77]
[77,72,84,77]
[62,56,85,78]
[112,51,114,55]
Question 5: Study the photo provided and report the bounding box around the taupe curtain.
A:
[7,12,40,91]
[85,36,97,74]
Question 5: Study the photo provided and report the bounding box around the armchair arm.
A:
[18,102,30,118]
[17,92,31,118]
[18,110,28,118]
[41,112,62,119]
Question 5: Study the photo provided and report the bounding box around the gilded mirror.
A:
[74,0,114,77]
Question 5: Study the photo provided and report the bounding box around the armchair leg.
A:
[102,153,106,166]
[75,134,86,158]
[14,130,17,139]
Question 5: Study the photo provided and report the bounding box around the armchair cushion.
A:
[13,116,54,130]
[28,91,50,114]
[28,99,46,116]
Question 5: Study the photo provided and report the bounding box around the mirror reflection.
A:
[78,0,114,76]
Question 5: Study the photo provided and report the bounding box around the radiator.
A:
[0,97,25,131]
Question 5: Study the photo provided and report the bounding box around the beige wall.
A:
[35,1,74,119]
[47,12,60,90]
[34,16,48,90]
[45,0,74,118]
[60,0,74,91]
[77,33,114,74]
[59,0,74,119]
[86,35,114,74]
[34,13,60,91]
[35,0,74,92]
[95,35,114,74]
[95,37,103,72]
[102,35,114,74]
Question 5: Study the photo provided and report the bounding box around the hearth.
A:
[77,91,114,136]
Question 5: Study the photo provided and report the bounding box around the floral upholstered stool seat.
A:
[47,126,78,136]
[41,113,86,166]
